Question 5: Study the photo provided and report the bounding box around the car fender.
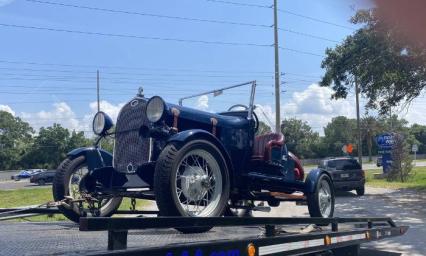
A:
[304,168,333,194]
[167,129,234,177]
[67,147,113,171]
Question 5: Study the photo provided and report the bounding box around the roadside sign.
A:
[376,133,394,149]
[342,144,353,154]
[376,133,394,174]
[412,144,418,152]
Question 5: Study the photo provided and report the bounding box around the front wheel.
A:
[52,156,122,223]
[307,174,335,218]
[154,140,230,233]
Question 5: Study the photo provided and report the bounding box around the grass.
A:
[0,187,149,222]
[365,166,426,191]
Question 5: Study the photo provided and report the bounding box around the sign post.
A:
[412,144,418,166]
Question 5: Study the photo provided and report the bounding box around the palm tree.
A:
[361,116,381,162]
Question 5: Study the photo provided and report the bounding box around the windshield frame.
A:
[178,81,257,120]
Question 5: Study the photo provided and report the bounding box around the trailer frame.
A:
[79,216,408,256]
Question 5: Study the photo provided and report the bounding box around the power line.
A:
[277,9,356,31]
[0,67,275,78]
[206,0,271,9]
[25,0,339,44]
[0,59,275,74]
[279,46,325,57]
[205,0,356,31]
[0,23,271,47]
[277,28,339,43]
[25,0,270,29]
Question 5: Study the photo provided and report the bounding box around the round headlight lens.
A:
[93,112,106,135]
[146,96,165,123]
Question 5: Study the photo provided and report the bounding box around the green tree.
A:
[0,111,34,170]
[22,124,91,169]
[409,124,426,154]
[388,133,413,182]
[320,9,426,115]
[256,121,272,136]
[361,116,382,162]
[322,116,357,157]
[281,118,320,159]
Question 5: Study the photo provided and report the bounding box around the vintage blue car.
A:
[52,81,334,233]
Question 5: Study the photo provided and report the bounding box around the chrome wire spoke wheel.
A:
[175,149,222,217]
[318,179,332,217]
[68,164,111,212]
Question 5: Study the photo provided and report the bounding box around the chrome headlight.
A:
[92,111,113,135]
[146,96,165,123]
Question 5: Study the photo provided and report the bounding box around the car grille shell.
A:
[113,97,150,173]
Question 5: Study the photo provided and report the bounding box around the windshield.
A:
[178,81,255,114]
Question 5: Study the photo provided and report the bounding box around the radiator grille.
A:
[113,97,150,173]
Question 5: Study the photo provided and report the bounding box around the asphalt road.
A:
[0,179,50,190]
[254,187,425,256]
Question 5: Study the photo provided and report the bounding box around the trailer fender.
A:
[304,168,333,194]
[67,147,113,170]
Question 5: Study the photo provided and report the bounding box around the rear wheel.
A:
[52,156,122,223]
[154,140,230,233]
[37,179,46,186]
[307,174,335,218]
[356,187,365,196]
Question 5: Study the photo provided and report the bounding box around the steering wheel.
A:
[227,104,259,133]
[227,104,249,111]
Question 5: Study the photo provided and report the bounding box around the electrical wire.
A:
[25,0,340,44]
[0,23,271,47]
[25,0,271,28]
[205,0,356,31]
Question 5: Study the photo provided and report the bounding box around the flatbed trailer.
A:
[75,216,407,256]
[0,206,408,256]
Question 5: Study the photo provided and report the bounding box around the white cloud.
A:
[258,84,356,135]
[19,100,125,136]
[0,104,15,116]
[196,95,209,111]
[398,98,426,126]
[88,100,125,122]
[21,102,81,132]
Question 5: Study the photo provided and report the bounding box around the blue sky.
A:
[4,0,422,135]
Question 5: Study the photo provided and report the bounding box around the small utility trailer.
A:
[0,205,408,256]
[78,216,408,256]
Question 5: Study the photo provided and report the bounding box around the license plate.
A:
[341,173,350,178]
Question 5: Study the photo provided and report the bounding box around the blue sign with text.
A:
[376,133,394,149]
[376,133,394,173]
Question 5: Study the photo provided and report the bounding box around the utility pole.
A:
[355,78,362,166]
[273,0,281,133]
[97,70,100,112]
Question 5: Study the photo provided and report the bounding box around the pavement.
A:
[0,179,50,190]
[254,187,425,256]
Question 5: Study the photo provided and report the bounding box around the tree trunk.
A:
[368,136,373,162]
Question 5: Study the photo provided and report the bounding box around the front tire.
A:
[52,156,122,223]
[307,174,335,218]
[154,140,230,233]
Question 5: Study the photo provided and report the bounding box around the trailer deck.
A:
[0,216,408,256]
